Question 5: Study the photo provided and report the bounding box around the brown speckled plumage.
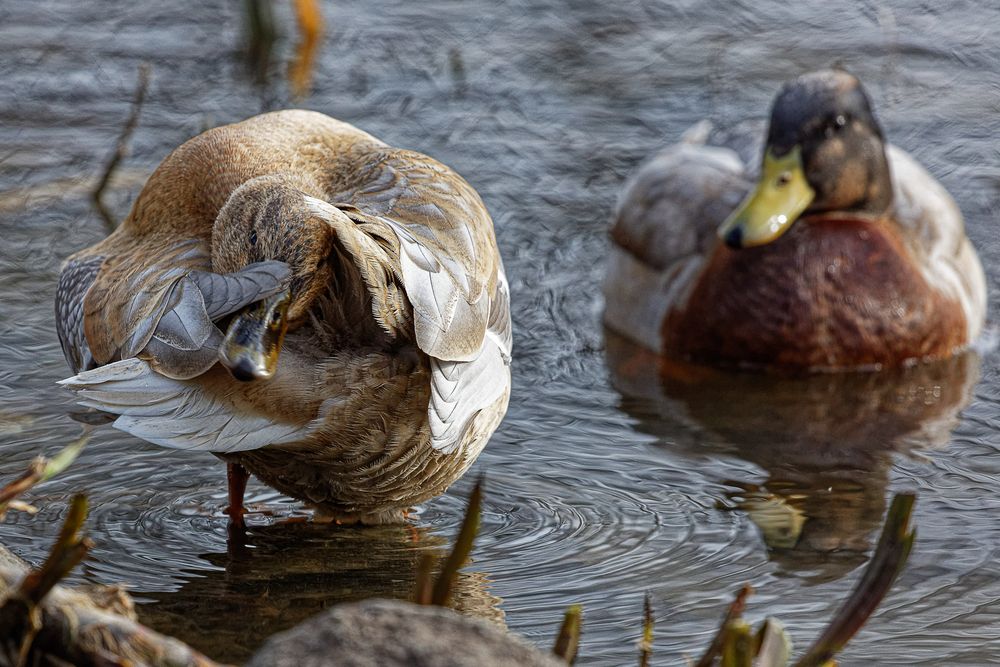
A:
[57,110,511,523]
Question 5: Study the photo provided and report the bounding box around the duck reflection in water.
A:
[605,330,980,580]
[136,521,503,664]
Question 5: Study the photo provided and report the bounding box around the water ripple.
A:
[3,0,1000,664]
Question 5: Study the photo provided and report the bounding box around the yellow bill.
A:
[718,146,815,249]
[219,289,291,382]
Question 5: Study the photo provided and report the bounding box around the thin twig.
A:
[694,584,753,667]
[0,497,226,666]
[0,461,45,512]
[18,496,91,607]
[92,63,150,231]
[0,495,90,665]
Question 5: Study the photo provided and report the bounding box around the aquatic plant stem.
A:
[289,0,324,99]
[694,584,752,667]
[0,435,88,519]
[638,592,654,667]
[0,495,91,665]
[792,493,916,667]
[554,604,582,664]
[0,494,228,666]
[430,475,483,606]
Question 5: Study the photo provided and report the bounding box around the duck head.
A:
[718,69,892,249]
[212,177,335,381]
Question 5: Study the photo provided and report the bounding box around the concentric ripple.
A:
[3,0,1000,664]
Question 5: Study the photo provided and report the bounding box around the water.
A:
[2,0,1000,664]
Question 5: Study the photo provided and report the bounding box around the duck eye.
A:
[824,115,848,138]
[776,172,792,187]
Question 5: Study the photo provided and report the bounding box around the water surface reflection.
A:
[606,330,980,580]
[137,522,503,664]
[3,0,1000,663]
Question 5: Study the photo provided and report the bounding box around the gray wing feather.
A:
[887,146,987,341]
[391,219,489,362]
[484,263,513,361]
[611,140,748,271]
[305,196,488,362]
[428,268,512,453]
[139,261,291,380]
[605,134,750,351]
[188,260,291,320]
[55,256,104,373]
[303,195,512,454]
[59,358,324,453]
[56,257,291,382]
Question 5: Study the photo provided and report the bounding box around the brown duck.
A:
[605,69,986,372]
[57,110,512,526]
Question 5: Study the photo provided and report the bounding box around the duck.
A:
[56,109,512,527]
[604,69,986,372]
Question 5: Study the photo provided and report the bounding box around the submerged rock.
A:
[246,598,563,667]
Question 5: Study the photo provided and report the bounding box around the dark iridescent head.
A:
[719,70,893,249]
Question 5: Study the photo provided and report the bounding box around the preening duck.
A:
[57,110,511,526]
[605,69,986,371]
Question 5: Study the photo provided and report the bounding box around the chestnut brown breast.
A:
[663,217,967,370]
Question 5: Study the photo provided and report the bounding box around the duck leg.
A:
[225,462,250,529]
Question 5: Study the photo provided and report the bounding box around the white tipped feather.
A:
[428,344,508,454]
[391,220,489,362]
[60,359,322,453]
[304,194,511,455]
[428,270,511,453]
[304,195,489,362]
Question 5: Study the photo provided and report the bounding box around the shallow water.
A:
[2,0,1000,664]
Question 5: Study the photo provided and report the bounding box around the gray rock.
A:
[246,598,564,667]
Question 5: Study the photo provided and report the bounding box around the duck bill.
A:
[219,289,291,382]
[718,146,815,249]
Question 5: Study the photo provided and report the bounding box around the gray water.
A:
[2,1,1000,664]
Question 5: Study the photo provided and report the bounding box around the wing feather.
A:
[60,359,322,453]
[887,146,987,340]
[55,255,104,373]
[188,260,291,320]
[304,152,512,455]
[427,275,512,453]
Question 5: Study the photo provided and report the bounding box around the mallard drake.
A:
[605,69,986,371]
[56,110,511,526]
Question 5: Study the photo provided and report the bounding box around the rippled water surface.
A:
[3,1,1000,664]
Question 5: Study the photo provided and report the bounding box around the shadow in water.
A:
[605,330,980,581]
[136,521,503,664]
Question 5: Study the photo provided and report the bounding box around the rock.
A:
[0,561,223,667]
[246,598,564,667]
